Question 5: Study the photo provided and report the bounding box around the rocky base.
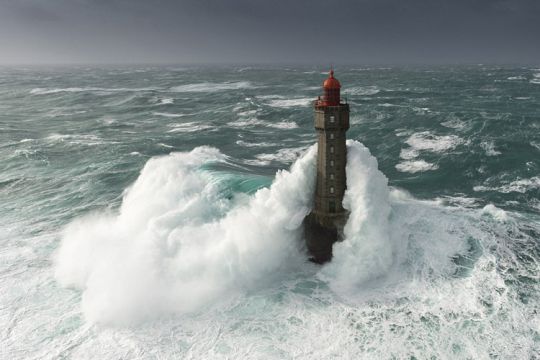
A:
[303,212,346,264]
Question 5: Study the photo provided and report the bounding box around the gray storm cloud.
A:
[0,0,538,64]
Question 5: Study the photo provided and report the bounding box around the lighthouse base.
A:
[303,212,347,264]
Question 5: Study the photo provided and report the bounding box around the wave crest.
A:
[55,145,316,324]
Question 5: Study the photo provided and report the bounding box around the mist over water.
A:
[1,65,539,359]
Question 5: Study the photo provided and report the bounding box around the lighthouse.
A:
[304,69,350,263]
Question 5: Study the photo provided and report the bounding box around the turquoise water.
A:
[1,65,539,359]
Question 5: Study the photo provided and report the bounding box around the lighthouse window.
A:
[330,174,334,180]
[330,187,335,194]
[329,133,334,140]
[330,116,335,123]
[330,160,334,167]
[329,201,336,213]
[330,146,334,154]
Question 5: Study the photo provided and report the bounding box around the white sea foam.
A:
[267,98,312,108]
[167,122,213,133]
[441,117,467,130]
[435,195,479,208]
[255,94,284,100]
[530,73,540,84]
[321,141,392,290]
[236,140,278,148]
[228,118,298,129]
[153,112,186,118]
[50,141,538,358]
[242,159,271,166]
[407,131,464,152]
[268,121,299,129]
[395,128,413,137]
[30,87,157,95]
[480,140,501,156]
[170,81,254,93]
[507,76,526,80]
[399,148,419,160]
[45,133,105,146]
[157,143,174,148]
[396,160,439,173]
[342,86,380,96]
[397,132,463,168]
[55,146,317,324]
[402,131,464,157]
[255,146,310,163]
[481,204,508,222]
[474,176,540,194]
[159,98,174,105]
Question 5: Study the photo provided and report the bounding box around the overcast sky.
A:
[0,0,538,64]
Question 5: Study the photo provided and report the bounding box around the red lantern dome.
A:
[323,70,341,90]
[320,69,341,106]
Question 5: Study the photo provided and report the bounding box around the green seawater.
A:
[0,65,538,359]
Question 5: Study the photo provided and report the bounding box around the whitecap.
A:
[227,118,265,128]
[399,148,419,160]
[404,131,464,154]
[395,160,439,173]
[321,140,392,290]
[481,204,508,222]
[267,121,299,129]
[236,140,278,148]
[342,86,380,96]
[435,195,479,208]
[170,81,254,93]
[480,140,501,156]
[45,133,105,146]
[159,98,174,105]
[255,146,310,163]
[242,159,271,166]
[267,98,312,108]
[474,176,540,193]
[441,117,467,130]
[167,122,213,133]
[157,143,174,148]
[153,112,186,118]
[228,118,298,129]
[55,146,316,324]
[30,87,157,95]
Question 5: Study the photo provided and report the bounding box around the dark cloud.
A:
[0,0,538,64]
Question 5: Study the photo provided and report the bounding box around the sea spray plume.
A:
[321,140,393,290]
[55,145,317,325]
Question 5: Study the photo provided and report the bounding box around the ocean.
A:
[1,65,539,359]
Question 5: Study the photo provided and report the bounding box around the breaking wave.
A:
[30,87,157,95]
[396,159,439,173]
[266,98,312,108]
[57,142,394,324]
[54,141,539,360]
[322,141,393,290]
[55,145,317,324]
[170,81,255,93]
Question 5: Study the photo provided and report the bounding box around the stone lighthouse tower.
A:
[304,69,350,263]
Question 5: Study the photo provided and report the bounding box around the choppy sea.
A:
[1,65,539,359]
